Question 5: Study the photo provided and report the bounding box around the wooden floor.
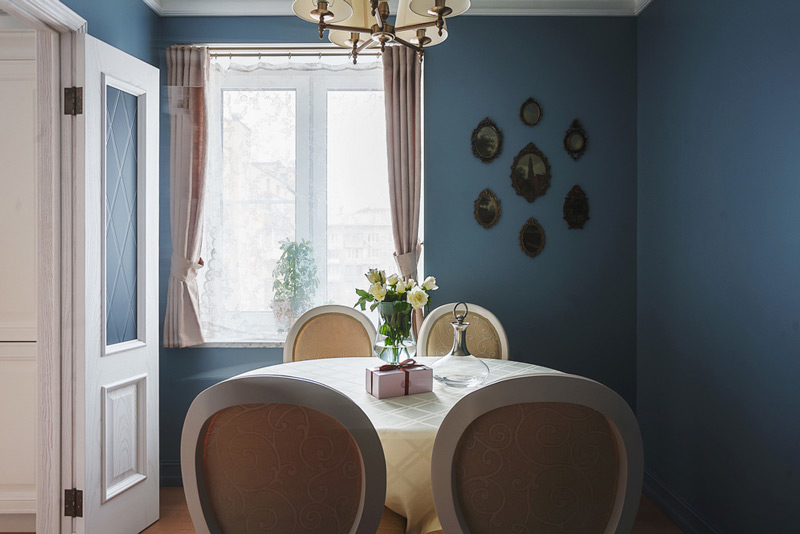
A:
[140,487,683,533]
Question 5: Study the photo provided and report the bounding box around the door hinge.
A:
[64,87,83,116]
[64,488,83,517]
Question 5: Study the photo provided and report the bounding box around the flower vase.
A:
[374,301,416,364]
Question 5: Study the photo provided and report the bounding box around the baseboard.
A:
[161,461,183,487]
[0,513,35,532]
[643,470,720,534]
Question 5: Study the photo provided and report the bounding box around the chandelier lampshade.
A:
[396,0,448,47]
[329,0,373,48]
[292,0,353,23]
[409,0,470,19]
[294,0,469,63]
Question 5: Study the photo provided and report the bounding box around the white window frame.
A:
[200,60,386,346]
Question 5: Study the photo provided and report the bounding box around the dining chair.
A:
[284,304,377,363]
[181,374,387,534]
[431,374,644,534]
[416,303,509,359]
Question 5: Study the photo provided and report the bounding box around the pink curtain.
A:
[383,46,423,334]
[164,46,209,347]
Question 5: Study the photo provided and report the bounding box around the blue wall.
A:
[637,1,800,531]
[156,15,639,482]
[62,0,159,65]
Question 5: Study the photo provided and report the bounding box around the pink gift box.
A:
[365,360,433,399]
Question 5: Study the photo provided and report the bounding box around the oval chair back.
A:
[417,303,509,359]
[284,305,377,362]
[431,373,643,534]
[181,375,386,534]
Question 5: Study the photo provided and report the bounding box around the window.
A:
[199,49,404,343]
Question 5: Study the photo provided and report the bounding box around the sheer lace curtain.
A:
[198,59,385,343]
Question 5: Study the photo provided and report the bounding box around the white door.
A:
[70,34,159,534]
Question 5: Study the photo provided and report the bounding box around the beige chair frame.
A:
[431,373,643,534]
[417,302,510,359]
[283,304,378,363]
[181,375,387,534]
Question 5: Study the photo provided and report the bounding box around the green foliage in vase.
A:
[272,239,319,315]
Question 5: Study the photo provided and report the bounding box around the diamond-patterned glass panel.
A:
[106,86,138,345]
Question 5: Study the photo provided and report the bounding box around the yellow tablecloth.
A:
[239,357,557,534]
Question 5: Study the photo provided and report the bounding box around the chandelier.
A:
[292,0,470,63]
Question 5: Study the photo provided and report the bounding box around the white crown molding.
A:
[142,0,163,16]
[145,0,649,17]
[635,0,655,14]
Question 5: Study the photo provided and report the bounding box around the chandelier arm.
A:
[323,23,373,33]
[393,35,422,53]
[394,20,438,33]
[356,38,376,52]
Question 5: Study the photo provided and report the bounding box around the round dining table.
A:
[238,356,560,534]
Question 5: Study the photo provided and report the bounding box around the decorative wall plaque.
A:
[510,142,552,203]
[519,218,546,258]
[473,188,501,229]
[520,97,542,126]
[564,119,588,161]
[471,118,503,163]
[563,185,590,229]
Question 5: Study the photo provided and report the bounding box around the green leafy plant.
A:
[272,239,319,315]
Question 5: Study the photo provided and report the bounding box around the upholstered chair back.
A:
[203,403,363,533]
[431,374,643,534]
[417,303,509,360]
[182,376,386,534]
[284,305,377,363]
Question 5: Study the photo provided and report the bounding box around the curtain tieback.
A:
[394,243,423,279]
[171,253,203,282]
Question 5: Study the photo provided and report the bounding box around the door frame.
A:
[0,1,84,532]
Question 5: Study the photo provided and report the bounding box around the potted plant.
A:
[271,239,319,332]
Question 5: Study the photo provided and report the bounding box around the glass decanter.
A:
[431,302,490,388]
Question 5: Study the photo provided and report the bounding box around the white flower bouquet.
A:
[355,269,438,362]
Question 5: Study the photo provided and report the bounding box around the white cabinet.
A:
[0,28,37,532]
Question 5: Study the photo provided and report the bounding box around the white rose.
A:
[421,276,438,291]
[407,286,429,309]
[396,279,407,294]
[406,278,416,289]
[387,273,399,286]
[365,269,383,284]
[368,283,387,302]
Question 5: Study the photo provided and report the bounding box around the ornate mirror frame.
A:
[520,97,543,126]
[519,218,546,258]
[471,117,503,163]
[564,119,588,161]
[563,185,590,229]
[473,188,501,229]
[509,142,552,203]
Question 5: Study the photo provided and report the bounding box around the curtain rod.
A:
[207,44,381,58]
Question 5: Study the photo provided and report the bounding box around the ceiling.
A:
[142,0,654,17]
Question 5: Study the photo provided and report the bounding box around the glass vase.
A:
[431,303,490,388]
[374,301,416,364]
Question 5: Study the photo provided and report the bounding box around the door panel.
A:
[73,34,159,534]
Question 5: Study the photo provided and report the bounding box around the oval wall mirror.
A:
[564,119,588,161]
[471,118,503,163]
[473,188,501,229]
[520,97,542,126]
[519,218,546,258]
[563,185,590,229]
[510,142,552,203]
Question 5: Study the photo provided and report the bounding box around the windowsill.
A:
[196,341,285,349]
